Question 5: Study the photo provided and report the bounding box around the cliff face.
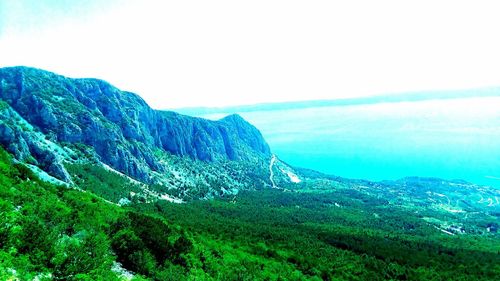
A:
[0,66,271,183]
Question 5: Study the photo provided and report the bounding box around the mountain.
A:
[0,67,499,280]
[0,66,292,201]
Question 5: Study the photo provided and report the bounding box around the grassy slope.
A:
[1,146,499,280]
[0,148,193,280]
[141,189,500,280]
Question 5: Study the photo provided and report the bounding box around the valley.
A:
[0,67,498,280]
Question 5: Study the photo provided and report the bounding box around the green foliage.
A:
[67,163,143,203]
[112,228,149,273]
[0,147,191,280]
[0,100,9,111]
[0,145,498,280]
[145,189,500,280]
[51,232,114,279]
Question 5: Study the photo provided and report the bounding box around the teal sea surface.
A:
[202,97,500,188]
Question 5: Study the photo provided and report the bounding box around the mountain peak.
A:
[0,66,271,184]
[221,113,245,122]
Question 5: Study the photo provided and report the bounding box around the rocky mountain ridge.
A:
[0,66,287,198]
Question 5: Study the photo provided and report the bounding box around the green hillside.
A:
[1,67,499,280]
[1,147,499,280]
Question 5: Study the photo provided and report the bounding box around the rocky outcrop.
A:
[0,104,71,181]
[0,66,271,183]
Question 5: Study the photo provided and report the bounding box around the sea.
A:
[200,97,500,188]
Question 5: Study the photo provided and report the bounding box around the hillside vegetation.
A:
[1,67,499,280]
[1,147,499,280]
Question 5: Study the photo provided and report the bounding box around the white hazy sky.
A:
[1,0,500,108]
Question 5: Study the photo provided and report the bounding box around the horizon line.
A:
[170,86,500,114]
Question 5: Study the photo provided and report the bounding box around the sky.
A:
[1,0,500,109]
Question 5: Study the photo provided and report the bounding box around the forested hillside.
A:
[1,67,499,280]
[1,147,499,280]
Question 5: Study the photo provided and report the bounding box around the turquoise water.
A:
[204,97,500,188]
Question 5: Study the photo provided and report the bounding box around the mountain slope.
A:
[0,67,499,280]
[1,145,498,280]
[0,67,285,199]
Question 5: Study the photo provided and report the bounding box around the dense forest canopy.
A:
[0,146,499,280]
